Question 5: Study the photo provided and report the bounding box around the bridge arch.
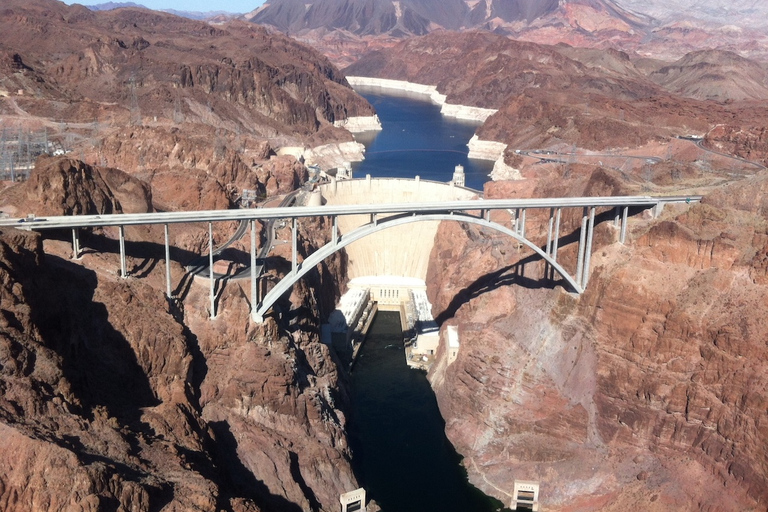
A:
[253,211,581,322]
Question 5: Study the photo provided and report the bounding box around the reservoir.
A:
[351,88,494,191]
[348,312,505,512]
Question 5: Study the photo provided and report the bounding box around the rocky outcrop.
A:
[345,31,768,164]
[13,156,153,216]
[0,0,375,212]
[424,173,768,510]
[0,157,357,511]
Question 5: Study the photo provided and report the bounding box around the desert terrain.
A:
[1,0,768,510]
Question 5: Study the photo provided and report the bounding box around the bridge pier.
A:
[119,225,127,278]
[251,220,258,313]
[291,217,298,273]
[164,223,172,299]
[582,207,596,288]
[575,208,588,286]
[620,206,629,244]
[209,222,215,319]
[71,228,81,259]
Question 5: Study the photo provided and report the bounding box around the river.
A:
[344,90,506,512]
[348,312,506,512]
[351,88,494,191]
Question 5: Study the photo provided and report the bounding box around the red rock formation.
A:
[0,159,356,511]
[425,174,768,510]
[345,31,768,159]
[0,0,372,212]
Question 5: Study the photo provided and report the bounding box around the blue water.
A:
[352,89,494,191]
[348,312,507,512]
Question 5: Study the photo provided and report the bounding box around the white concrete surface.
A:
[346,76,497,122]
[318,177,479,281]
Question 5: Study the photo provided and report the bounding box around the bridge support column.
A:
[553,208,561,263]
[582,207,595,289]
[250,219,258,317]
[292,217,298,273]
[520,208,526,239]
[575,208,588,287]
[119,225,127,278]
[546,208,554,256]
[614,206,621,227]
[514,208,520,234]
[620,206,629,244]
[71,228,81,259]
[546,208,554,280]
[209,222,215,319]
[332,215,338,245]
[164,224,172,299]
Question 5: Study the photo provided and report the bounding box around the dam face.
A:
[319,177,479,288]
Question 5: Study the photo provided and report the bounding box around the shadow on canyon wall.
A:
[435,206,641,324]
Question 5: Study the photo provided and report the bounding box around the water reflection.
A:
[351,89,494,191]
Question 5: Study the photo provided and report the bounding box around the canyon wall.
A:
[425,174,768,511]
[0,158,358,511]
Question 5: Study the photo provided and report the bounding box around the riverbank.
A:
[347,77,520,180]
[346,76,497,123]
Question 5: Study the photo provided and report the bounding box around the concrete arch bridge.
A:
[0,193,698,322]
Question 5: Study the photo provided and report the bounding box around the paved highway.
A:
[0,195,698,231]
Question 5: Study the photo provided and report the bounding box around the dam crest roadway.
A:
[0,177,701,323]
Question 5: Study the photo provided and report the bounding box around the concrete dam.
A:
[319,176,478,302]
[319,176,479,367]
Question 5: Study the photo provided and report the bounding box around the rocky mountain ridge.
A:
[0,0,373,212]
[345,31,768,175]
[248,0,768,66]
[424,164,768,511]
[0,156,356,511]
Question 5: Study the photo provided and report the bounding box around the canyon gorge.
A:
[2,0,768,510]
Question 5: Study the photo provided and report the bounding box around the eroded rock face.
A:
[425,176,768,510]
[0,164,355,511]
[15,156,153,216]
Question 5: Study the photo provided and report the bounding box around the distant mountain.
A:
[615,0,768,29]
[84,1,144,9]
[85,2,238,19]
[247,0,649,38]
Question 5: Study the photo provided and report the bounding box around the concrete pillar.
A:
[291,217,298,273]
[514,208,520,234]
[332,215,338,245]
[546,208,554,256]
[614,206,621,227]
[119,225,127,278]
[575,207,588,289]
[164,223,171,299]
[71,227,80,259]
[250,219,257,315]
[209,222,215,319]
[553,208,561,263]
[582,207,595,289]
[620,206,629,244]
[520,208,527,239]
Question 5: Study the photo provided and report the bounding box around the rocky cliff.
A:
[345,31,768,168]
[0,157,356,511]
[0,0,372,212]
[424,169,768,510]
